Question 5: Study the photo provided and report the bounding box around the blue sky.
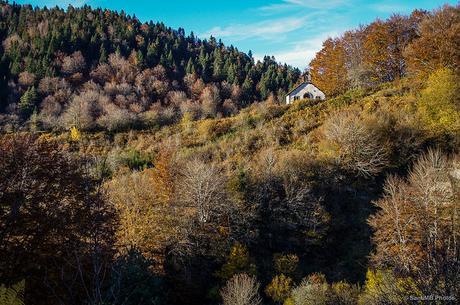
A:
[15,0,457,69]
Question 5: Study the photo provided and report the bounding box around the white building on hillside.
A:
[285,75,325,104]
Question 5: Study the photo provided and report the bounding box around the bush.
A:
[198,119,233,141]
[120,149,153,170]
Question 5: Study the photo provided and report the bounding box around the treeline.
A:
[0,1,301,132]
[310,4,460,96]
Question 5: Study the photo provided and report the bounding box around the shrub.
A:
[119,149,153,170]
[198,119,232,141]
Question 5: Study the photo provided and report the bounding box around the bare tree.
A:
[97,103,136,132]
[61,51,86,75]
[60,89,106,130]
[175,158,228,224]
[220,274,261,305]
[168,90,188,107]
[322,111,389,177]
[200,84,221,118]
[38,77,70,95]
[369,149,460,299]
[18,71,35,87]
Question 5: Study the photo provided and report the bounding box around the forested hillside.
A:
[0,1,300,132]
[0,2,460,305]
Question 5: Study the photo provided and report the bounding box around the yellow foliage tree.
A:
[216,243,257,281]
[106,167,179,270]
[417,67,460,134]
[69,126,81,142]
[150,147,176,205]
[265,274,293,304]
[358,269,419,305]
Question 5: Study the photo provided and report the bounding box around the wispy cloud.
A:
[370,3,410,13]
[259,0,347,13]
[201,0,348,68]
[201,16,310,41]
[254,31,339,69]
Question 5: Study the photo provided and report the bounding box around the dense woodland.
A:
[0,1,301,132]
[0,2,460,305]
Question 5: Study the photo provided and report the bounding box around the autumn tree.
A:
[404,4,460,76]
[369,149,460,299]
[310,37,348,97]
[200,84,221,118]
[216,244,257,281]
[342,27,369,88]
[358,269,417,305]
[290,274,329,305]
[265,274,293,304]
[0,134,116,305]
[107,168,178,267]
[363,15,417,84]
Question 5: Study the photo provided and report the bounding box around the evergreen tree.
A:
[186,57,195,74]
[99,44,107,63]
[18,86,37,118]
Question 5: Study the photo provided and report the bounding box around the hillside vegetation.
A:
[0,2,460,305]
[0,1,300,131]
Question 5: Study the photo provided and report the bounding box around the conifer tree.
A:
[18,86,37,118]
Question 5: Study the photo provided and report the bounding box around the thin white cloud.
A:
[201,16,310,41]
[370,3,410,13]
[259,0,347,13]
[254,31,339,69]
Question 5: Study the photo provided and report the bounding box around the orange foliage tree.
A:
[309,37,348,97]
[404,5,460,76]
